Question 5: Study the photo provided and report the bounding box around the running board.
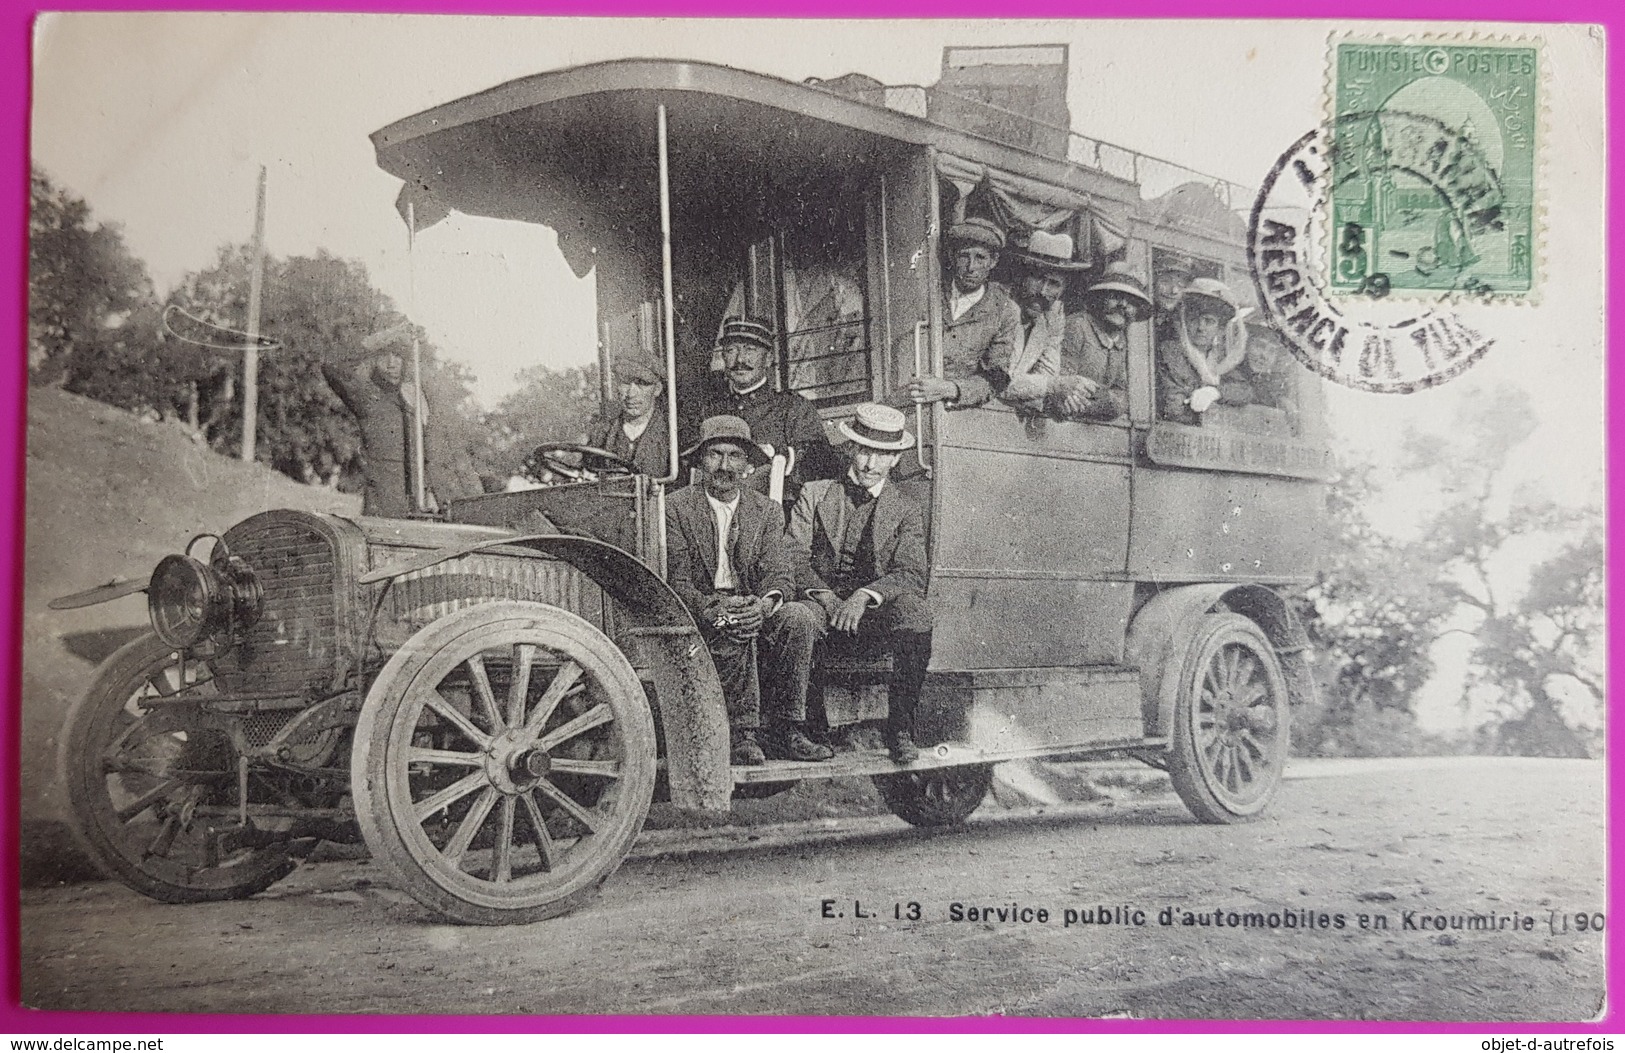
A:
[731,737,1169,785]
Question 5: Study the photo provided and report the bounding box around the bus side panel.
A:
[927,576,1133,671]
[927,408,1132,670]
[1126,467,1326,582]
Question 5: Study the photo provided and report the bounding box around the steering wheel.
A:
[521,443,641,483]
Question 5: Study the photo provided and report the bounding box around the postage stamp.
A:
[1327,37,1540,300]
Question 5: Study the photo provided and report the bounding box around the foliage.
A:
[27,165,168,403]
[1291,463,1455,757]
[165,246,494,499]
[1300,387,1604,758]
[486,362,605,479]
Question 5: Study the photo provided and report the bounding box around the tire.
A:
[57,634,297,902]
[873,764,993,827]
[351,601,656,925]
[1167,612,1290,823]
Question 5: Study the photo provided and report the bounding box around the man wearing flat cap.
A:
[1157,277,1256,424]
[1050,261,1155,421]
[589,348,670,477]
[699,316,840,505]
[906,216,1024,411]
[665,415,830,767]
[787,404,933,765]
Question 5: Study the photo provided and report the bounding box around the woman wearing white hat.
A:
[1156,277,1256,423]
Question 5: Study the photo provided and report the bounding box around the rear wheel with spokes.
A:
[1167,612,1290,823]
[351,601,656,925]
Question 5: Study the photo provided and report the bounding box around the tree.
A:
[27,165,165,403]
[1290,462,1456,756]
[486,362,605,479]
[168,247,488,495]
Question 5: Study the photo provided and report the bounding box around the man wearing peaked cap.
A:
[588,347,670,477]
[786,404,933,765]
[665,415,830,766]
[905,216,1024,412]
[698,316,840,504]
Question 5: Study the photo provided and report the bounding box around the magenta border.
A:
[0,0,1615,1035]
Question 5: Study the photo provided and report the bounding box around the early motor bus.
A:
[57,47,1332,924]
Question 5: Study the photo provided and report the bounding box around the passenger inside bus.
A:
[998,229,1087,415]
[1049,261,1153,422]
[1155,277,1255,424]
[904,217,1024,410]
[695,316,841,505]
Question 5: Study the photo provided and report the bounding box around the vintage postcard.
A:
[18,15,1609,1024]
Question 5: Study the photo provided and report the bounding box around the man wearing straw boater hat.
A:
[905,216,1024,411]
[700,316,840,504]
[1050,261,1155,421]
[1000,228,1091,412]
[665,415,830,767]
[787,404,933,765]
[1157,276,1256,424]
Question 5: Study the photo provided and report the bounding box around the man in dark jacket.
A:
[697,317,840,504]
[788,403,933,764]
[589,349,671,477]
[321,336,422,517]
[665,415,830,766]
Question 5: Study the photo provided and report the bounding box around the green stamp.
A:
[1330,39,1538,299]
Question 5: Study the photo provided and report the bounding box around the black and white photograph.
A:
[20,14,1609,1021]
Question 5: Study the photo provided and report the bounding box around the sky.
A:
[29,15,1608,732]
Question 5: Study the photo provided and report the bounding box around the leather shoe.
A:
[730,730,766,767]
[765,725,835,762]
[885,730,920,765]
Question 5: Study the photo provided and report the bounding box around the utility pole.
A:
[241,166,267,463]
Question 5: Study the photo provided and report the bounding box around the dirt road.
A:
[19,757,1608,1021]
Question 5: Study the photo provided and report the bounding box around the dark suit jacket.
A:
[665,485,795,619]
[787,478,927,605]
[590,402,671,478]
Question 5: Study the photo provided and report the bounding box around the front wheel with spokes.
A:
[351,601,656,925]
[58,634,298,902]
[1167,612,1290,823]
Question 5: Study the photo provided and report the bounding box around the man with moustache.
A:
[999,229,1090,413]
[1051,262,1155,421]
[905,217,1024,411]
[665,415,831,766]
[700,317,840,504]
[788,404,933,765]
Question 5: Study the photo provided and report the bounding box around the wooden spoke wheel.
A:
[351,601,656,925]
[58,634,298,902]
[1168,612,1290,823]
[873,764,993,828]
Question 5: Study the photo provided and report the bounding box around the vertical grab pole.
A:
[912,321,931,477]
[654,103,679,577]
[407,202,427,512]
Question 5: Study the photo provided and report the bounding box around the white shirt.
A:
[705,492,741,590]
[947,283,985,322]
